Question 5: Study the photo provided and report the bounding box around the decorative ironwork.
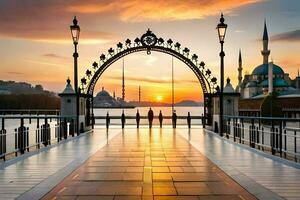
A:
[141,29,157,47]
[141,29,158,54]
[79,29,219,98]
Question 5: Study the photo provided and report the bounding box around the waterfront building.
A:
[237,22,300,99]
[93,87,133,108]
[236,22,300,118]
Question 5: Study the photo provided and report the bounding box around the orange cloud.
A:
[0,29,113,44]
[0,1,115,43]
[66,0,263,22]
[104,75,199,84]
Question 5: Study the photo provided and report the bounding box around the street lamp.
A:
[217,13,227,136]
[70,16,80,135]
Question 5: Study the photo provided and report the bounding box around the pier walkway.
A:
[0,127,299,199]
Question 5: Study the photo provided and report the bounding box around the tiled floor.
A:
[42,128,256,200]
[180,128,300,200]
[0,128,120,200]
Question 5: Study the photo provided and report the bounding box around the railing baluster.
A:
[37,117,40,149]
[279,121,283,157]
[256,127,259,149]
[262,127,264,151]
[241,118,244,144]
[0,117,6,161]
[295,130,297,162]
[271,119,275,155]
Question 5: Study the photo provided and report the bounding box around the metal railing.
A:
[0,109,60,115]
[0,115,79,161]
[93,115,204,127]
[223,115,300,162]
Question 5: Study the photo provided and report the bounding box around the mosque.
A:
[218,22,300,118]
[235,22,300,99]
[93,87,134,108]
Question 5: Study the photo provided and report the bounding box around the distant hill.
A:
[0,80,55,95]
[129,100,203,107]
[0,80,59,109]
[0,94,60,109]
[175,100,203,107]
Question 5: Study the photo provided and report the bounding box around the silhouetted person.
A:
[106,112,110,129]
[121,110,126,129]
[187,112,191,129]
[158,110,163,128]
[136,109,140,128]
[148,108,154,128]
[172,111,177,129]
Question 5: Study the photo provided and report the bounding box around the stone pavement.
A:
[0,128,120,200]
[43,128,256,200]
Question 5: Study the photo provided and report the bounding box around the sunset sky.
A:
[0,0,300,102]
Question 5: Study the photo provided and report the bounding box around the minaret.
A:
[138,85,141,102]
[268,60,273,94]
[122,58,125,101]
[238,49,243,87]
[261,20,270,64]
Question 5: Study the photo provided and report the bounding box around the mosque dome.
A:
[96,87,111,97]
[260,78,289,88]
[252,63,284,76]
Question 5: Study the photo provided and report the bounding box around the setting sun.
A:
[156,95,163,102]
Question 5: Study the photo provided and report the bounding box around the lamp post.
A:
[70,16,80,135]
[217,13,227,136]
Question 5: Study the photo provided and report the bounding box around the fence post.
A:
[271,119,275,155]
[64,118,67,139]
[70,119,75,137]
[279,121,283,157]
[256,127,259,149]
[234,118,236,142]
[262,127,264,151]
[275,128,279,153]
[36,118,40,149]
[295,130,297,162]
[284,129,287,158]
[226,117,230,138]
[0,118,6,161]
[15,128,17,157]
[19,118,25,154]
[241,118,244,144]
[250,119,254,148]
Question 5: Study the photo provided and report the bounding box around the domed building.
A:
[93,87,120,107]
[237,22,300,99]
[93,87,134,108]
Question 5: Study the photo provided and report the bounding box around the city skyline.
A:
[1,0,300,102]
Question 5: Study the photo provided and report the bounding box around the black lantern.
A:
[70,16,80,44]
[216,13,227,43]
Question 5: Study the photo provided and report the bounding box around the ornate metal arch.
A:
[79,29,218,96]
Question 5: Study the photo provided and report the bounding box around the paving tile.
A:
[114,195,141,200]
[176,187,211,195]
[169,167,183,173]
[153,187,177,195]
[42,128,256,200]
[154,196,199,200]
[152,173,173,181]
[152,167,169,173]
[197,195,244,200]
[77,196,114,200]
